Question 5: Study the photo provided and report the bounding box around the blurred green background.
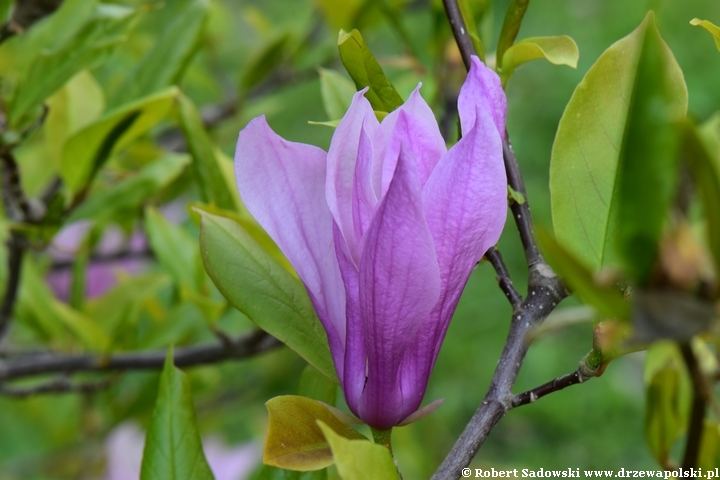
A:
[0,0,719,478]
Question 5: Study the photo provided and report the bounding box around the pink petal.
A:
[419,103,506,362]
[235,117,346,375]
[458,56,506,139]
[372,85,447,196]
[356,146,441,429]
[326,90,378,264]
[351,120,377,243]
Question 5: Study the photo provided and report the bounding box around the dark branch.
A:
[441,0,474,71]
[0,151,33,221]
[485,247,521,307]
[49,247,154,271]
[433,1,570,477]
[432,269,566,479]
[0,376,115,398]
[0,330,282,383]
[0,233,24,343]
[679,342,706,469]
[503,140,542,268]
[512,370,586,407]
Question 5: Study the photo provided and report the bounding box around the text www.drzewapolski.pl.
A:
[461,468,719,479]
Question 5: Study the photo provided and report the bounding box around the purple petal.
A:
[356,146,441,429]
[326,90,378,264]
[371,85,447,196]
[351,120,377,242]
[458,56,506,139]
[333,222,366,416]
[235,117,346,377]
[416,103,506,367]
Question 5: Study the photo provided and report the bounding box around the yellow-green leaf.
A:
[60,88,178,192]
[317,422,399,480]
[198,211,336,382]
[264,396,365,471]
[496,0,529,69]
[338,29,403,112]
[500,36,579,85]
[690,18,720,51]
[550,13,687,280]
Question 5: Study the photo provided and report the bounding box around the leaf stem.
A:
[371,427,393,452]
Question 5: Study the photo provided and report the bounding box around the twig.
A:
[0,151,32,221]
[0,329,282,382]
[0,376,115,398]
[504,140,542,268]
[0,233,24,343]
[441,0,474,71]
[431,271,566,479]
[512,370,586,407]
[485,246,521,307]
[49,247,154,271]
[679,342,706,469]
[432,1,569,477]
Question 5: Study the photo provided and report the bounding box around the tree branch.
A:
[0,329,282,384]
[0,375,115,397]
[432,1,570,477]
[512,369,588,408]
[485,246,521,307]
[679,342,706,469]
[0,233,24,343]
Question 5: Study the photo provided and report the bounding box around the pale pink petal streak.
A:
[235,117,346,372]
[326,90,378,264]
[458,56,507,139]
[417,104,506,366]
[371,86,447,196]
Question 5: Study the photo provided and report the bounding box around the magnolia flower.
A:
[235,56,507,429]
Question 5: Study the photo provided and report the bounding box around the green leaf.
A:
[500,36,579,85]
[264,396,365,471]
[140,350,214,480]
[317,422,399,480]
[337,29,403,112]
[108,0,208,108]
[550,12,688,280]
[457,0,485,62]
[67,153,190,223]
[683,123,720,282]
[318,68,356,121]
[690,18,720,51]
[614,13,688,284]
[698,421,720,470]
[536,228,629,322]
[240,33,290,93]
[60,88,178,192]
[644,342,690,466]
[7,4,136,126]
[176,94,236,210]
[198,211,336,382]
[45,70,106,167]
[145,207,205,293]
[190,203,295,276]
[496,0,529,69]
